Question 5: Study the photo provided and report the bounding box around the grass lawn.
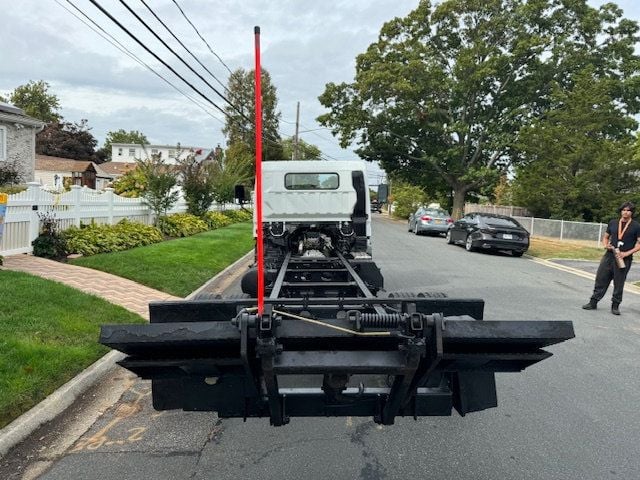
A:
[0,270,145,429]
[69,222,254,297]
[528,237,604,261]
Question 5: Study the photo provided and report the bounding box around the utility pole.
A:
[293,101,300,160]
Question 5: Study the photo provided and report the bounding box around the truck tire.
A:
[241,268,258,296]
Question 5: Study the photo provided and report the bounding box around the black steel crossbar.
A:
[99,295,575,425]
[148,297,486,323]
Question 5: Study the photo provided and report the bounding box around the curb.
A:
[0,351,124,457]
[0,250,253,458]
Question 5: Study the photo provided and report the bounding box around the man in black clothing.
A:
[583,202,640,315]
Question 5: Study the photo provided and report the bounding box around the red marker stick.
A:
[254,26,264,315]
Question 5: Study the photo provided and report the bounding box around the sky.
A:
[2,0,640,185]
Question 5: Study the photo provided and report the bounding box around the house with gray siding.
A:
[0,102,46,183]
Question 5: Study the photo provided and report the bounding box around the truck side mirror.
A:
[234,185,246,204]
[377,184,388,204]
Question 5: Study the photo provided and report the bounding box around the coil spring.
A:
[358,313,406,328]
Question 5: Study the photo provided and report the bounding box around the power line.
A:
[117,0,246,119]
[60,0,225,126]
[171,0,234,76]
[139,0,229,95]
[65,1,343,162]
[87,0,228,117]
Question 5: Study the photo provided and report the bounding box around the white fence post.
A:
[597,223,603,247]
[71,185,82,227]
[105,188,114,225]
[560,219,564,241]
[27,182,41,245]
[530,217,535,237]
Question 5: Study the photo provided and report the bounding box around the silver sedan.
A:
[408,207,453,236]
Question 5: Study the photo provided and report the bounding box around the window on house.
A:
[0,126,6,161]
[117,148,123,156]
[168,149,176,158]
[129,148,136,156]
[151,149,158,154]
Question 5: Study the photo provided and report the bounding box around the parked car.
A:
[371,200,383,213]
[445,212,529,256]
[408,206,453,236]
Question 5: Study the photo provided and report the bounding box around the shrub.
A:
[32,212,67,259]
[391,183,427,219]
[221,209,253,223]
[202,211,233,230]
[63,219,162,256]
[0,185,27,195]
[158,213,208,238]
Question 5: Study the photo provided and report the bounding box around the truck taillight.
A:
[446,218,453,223]
[421,216,432,221]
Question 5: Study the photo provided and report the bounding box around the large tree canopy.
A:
[512,68,640,222]
[7,80,61,123]
[223,68,283,161]
[36,119,98,160]
[318,0,640,218]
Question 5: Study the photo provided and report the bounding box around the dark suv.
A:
[445,213,529,256]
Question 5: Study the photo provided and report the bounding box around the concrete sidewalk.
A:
[1,255,181,319]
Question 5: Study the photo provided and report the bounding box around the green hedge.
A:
[203,211,233,230]
[158,213,208,238]
[64,220,163,256]
[221,209,253,222]
[55,209,252,258]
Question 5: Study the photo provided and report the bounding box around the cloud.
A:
[2,0,636,169]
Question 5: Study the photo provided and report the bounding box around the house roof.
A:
[96,161,136,176]
[0,102,47,128]
[35,154,95,173]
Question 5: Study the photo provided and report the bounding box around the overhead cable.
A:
[171,0,234,75]
[138,0,229,94]
[87,0,228,117]
[117,0,246,119]
[60,0,225,125]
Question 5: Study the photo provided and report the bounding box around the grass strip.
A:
[0,270,145,429]
[528,237,604,261]
[69,222,254,297]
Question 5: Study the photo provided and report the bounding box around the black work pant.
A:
[590,251,633,306]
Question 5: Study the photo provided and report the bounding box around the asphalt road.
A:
[6,215,640,479]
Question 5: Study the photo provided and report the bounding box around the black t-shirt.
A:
[606,218,640,255]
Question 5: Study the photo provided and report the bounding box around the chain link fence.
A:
[464,203,606,246]
[513,216,605,246]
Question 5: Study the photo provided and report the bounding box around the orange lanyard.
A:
[618,219,630,241]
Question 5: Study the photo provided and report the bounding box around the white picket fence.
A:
[0,182,236,256]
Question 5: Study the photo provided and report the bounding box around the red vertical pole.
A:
[254,26,264,315]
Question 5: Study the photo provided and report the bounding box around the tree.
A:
[280,138,322,160]
[390,182,427,219]
[317,0,640,219]
[136,155,179,223]
[210,143,254,205]
[512,69,640,222]
[36,119,98,160]
[8,80,61,122]
[112,165,146,198]
[99,129,148,161]
[177,151,217,216]
[223,68,284,162]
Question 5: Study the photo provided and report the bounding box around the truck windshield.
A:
[284,173,339,190]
